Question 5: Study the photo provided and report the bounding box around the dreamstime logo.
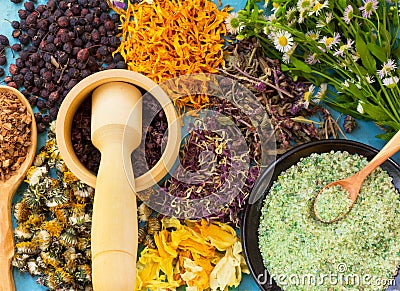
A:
[257,263,396,288]
[122,73,276,219]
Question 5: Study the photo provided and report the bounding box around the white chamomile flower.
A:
[357,101,364,114]
[27,166,48,186]
[305,30,321,40]
[273,30,294,53]
[263,0,270,8]
[325,12,333,23]
[343,79,350,88]
[333,39,354,57]
[377,59,397,79]
[271,1,280,13]
[297,0,314,11]
[383,76,400,88]
[314,83,328,102]
[303,84,315,109]
[309,0,329,16]
[305,52,320,65]
[225,12,241,35]
[282,43,297,64]
[286,7,297,20]
[268,13,277,22]
[359,0,379,19]
[319,32,341,49]
[343,5,354,24]
[365,75,375,84]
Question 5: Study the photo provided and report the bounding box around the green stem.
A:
[377,77,400,122]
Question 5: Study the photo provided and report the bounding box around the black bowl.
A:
[242,139,400,290]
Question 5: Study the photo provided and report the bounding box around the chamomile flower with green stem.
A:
[272,29,294,52]
[359,0,379,19]
[225,12,241,35]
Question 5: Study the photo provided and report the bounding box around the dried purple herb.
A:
[220,38,347,152]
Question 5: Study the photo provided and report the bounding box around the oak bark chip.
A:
[0,85,37,291]
[56,69,180,290]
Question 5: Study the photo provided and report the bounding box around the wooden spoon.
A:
[0,86,37,291]
[314,130,400,223]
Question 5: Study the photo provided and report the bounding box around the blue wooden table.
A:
[0,0,398,290]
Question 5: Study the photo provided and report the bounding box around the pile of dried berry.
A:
[4,0,126,133]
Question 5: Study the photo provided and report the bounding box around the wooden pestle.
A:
[90,82,142,290]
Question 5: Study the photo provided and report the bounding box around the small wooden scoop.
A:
[0,86,37,291]
[314,130,400,223]
[90,82,142,291]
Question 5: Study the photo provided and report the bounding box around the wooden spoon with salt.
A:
[0,86,37,291]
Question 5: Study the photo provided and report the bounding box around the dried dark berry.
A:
[42,115,51,125]
[11,44,22,52]
[37,19,49,31]
[92,30,100,43]
[27,28,37,39]
[23,71,34,82]
[37,5,46,14]
[116,61,127,69]
[97,46,108,56]
[37,122,46,133]
[48,91,60,103]
[28,96,38,106]
[0,68,4,77]
[4,76,12,83]
[104,21,115,32]
[7,82,18,89]
[29,53,39,64]
[26,12,39,26]
[15,58,24,68]
[11,21,20,29]
[18,9,28,20]
[49,107,58,120]
[81,69,91,78]
[9,64,19,75]
[42,70,52,82]
[113,53,124,63]
[11,0,23,3]
[66,79,78,90]
[33,75,42,86]
[12,29,21,39]
[57,16,69,28]
[48,23,58,34]
[46,0,57,11]
[71,4,81,15]
[37,99,46,110]
[0,35,9,46]
[12,74,24,86]
[63,42,73,54]
[77,48,89,62]
[0,56,6,66]
[18,34,30,45]
[56,51,68,65]
[45,43,56,53]
[24,1,35,12]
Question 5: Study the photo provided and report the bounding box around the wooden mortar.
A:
[56,70,180,290]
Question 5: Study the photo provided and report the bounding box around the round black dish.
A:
[242,139,400,291]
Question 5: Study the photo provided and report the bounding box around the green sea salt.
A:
[258,151,400,291]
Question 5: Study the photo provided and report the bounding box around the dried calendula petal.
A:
[210,241,246,291]
[198,220,237,251]
[115,0,229,110]
[135,218,248,291]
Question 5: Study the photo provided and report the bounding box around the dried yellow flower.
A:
[135,218,248,291]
